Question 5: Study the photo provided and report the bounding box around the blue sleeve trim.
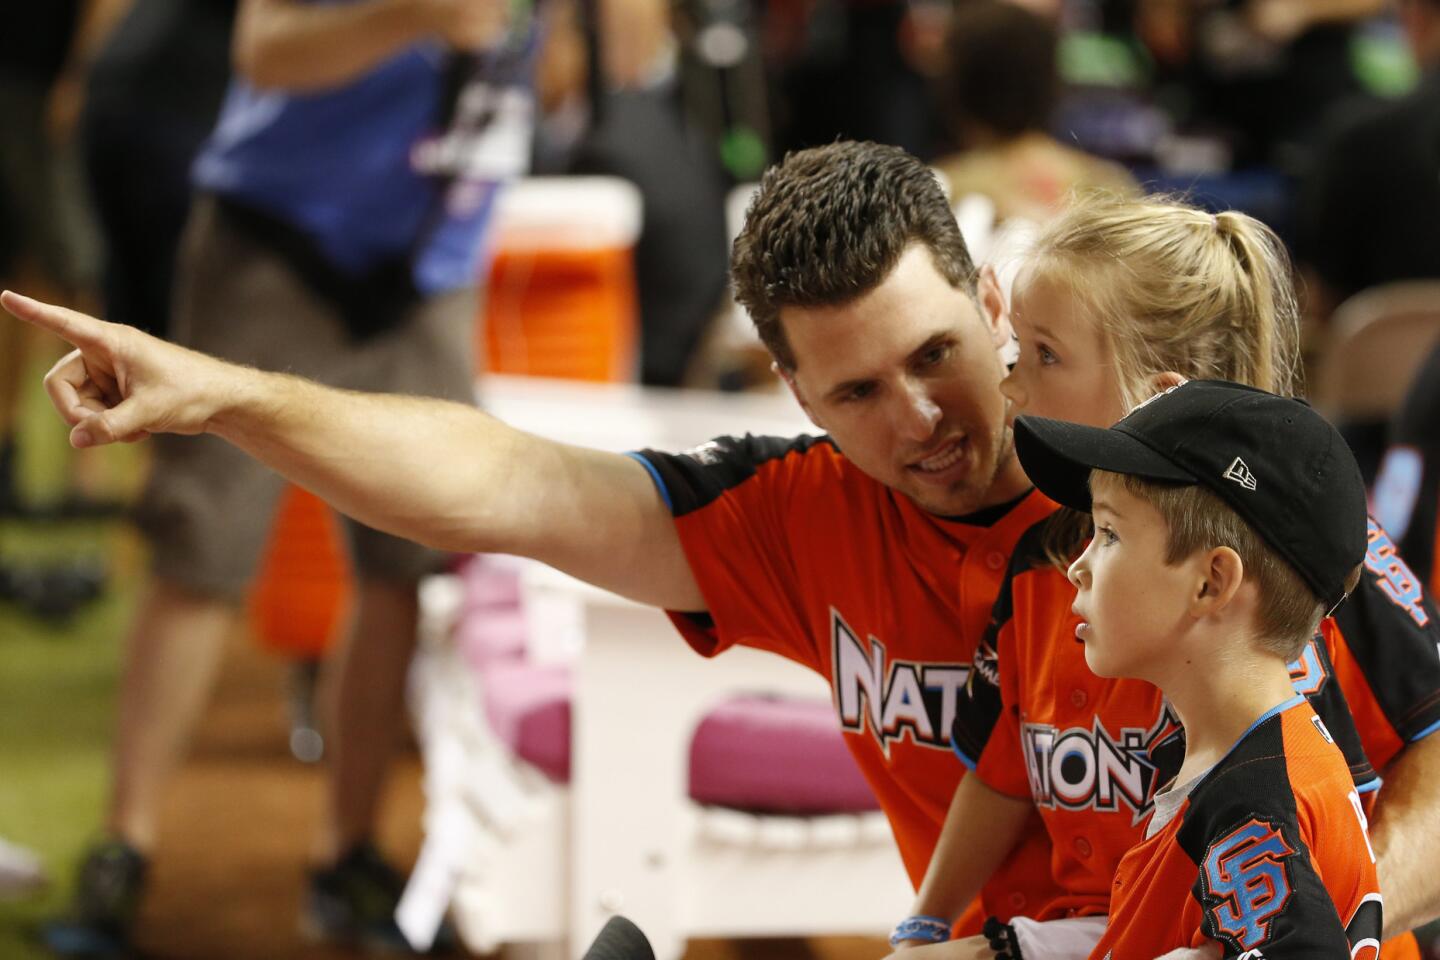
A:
[1410,718,1440,742]
[625,451,673,512]
[951,740,979,771]
[1356,776,1384,795]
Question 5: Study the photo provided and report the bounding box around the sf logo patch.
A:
[1200,819,1295,952]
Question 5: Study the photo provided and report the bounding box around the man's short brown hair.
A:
[730,141,977,370]
[1092,471,1362,661]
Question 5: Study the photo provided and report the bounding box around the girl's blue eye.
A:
[1038,344,1058,366]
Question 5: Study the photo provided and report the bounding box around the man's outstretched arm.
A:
[4,291,705,611]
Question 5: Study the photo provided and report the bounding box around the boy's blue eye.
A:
[1038,344,1059,366]
[1097,525,1119,546]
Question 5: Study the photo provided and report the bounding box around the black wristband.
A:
[981,916,1025,960]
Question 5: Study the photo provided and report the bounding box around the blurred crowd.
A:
[3,0,1440,955]
[8,0,1440,398]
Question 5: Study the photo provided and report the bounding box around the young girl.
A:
[888,195,1440,960]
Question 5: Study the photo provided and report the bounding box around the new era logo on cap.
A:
[1223,457,1257,491]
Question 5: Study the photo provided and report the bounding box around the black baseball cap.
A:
[1014,380,1368,610]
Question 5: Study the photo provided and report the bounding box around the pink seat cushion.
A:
[478,661,878,812]
[458,555,524,613]
[687,695,879,813]
[454,556,529,671]
[456,610,529,672]
[481,661,573,782]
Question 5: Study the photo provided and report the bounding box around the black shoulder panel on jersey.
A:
[952,623,1005,763]
[951,513,1079,762]
[1399,466,1438,589]
[1396,343,1440,453]
[1295,637,1378,789]
[949,518,1054,760]
[1332,518,1440,742]
[1178,716,1352,959]
[1394,345,1440,583]
[1176,714,1292,865]
[1006,510,1069,580]
[634,434,837,517]
[1345,894,1384,960]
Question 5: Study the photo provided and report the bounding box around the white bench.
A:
[401,376,911,959]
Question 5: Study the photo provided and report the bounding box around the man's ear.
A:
[978,263,1014,350]
[1191,546,1245,617]
[774,361,825,430]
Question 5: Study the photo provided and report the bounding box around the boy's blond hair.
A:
[1091,470,1362,661]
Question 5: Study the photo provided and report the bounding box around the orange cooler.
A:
[482,176,643,381]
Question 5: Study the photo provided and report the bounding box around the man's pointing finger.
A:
[1,290,110,352]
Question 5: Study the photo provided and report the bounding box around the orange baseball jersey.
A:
[952,513,1440,956]
[1090,697,1382,960]
[630,435,1061,919]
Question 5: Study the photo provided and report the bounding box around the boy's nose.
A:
[1067,546,1091,590]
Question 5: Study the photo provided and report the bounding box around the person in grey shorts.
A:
[140,198,476,596]
[42,0,534,954]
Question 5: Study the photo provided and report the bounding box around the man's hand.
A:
[1,291,245,448]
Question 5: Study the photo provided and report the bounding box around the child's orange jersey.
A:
[1090,698,1382,960]
[952,513,1440,954]
[631,435,1060,920]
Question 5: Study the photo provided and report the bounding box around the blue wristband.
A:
[889,914,952,947]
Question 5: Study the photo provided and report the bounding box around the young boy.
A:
[1015,380,1381,959]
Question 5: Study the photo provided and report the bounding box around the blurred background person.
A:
[1135,0,1387,171]
[536,0,731,387]
[43,0,535,955]
[0,0,109,937]
[762,0,944,157]
[932,0,1136,225]
[0,2,120,620]
[80,0,238,342]
[0,2,105,516]
[1294,0,1440,329]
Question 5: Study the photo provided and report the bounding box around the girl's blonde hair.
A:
[1027,194,1305,568]
[1024,193,1303,410]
